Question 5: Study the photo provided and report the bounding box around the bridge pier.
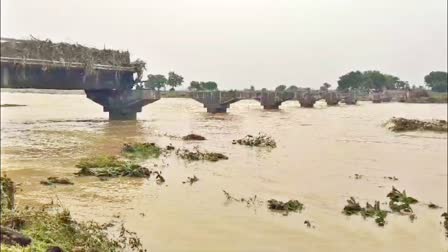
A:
[324,92,340,106]
[205,103,229,113]
[259,92,283,110]
[342,92,357,105]
[297,92,317,108]
[85,89,160,120]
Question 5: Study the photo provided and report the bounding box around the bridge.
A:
[0,38,357,120]
[0,56,358,119]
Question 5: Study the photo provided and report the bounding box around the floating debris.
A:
[428,202,442,209]
[176,147,228,162]
[343,198,388,226]
[387,187,418,213]
[442,213,448,237]
[386,117,447,132]
[304,220,315,228]
[267,199,304,215]
[343,197,362,215]
[232,133,277,148]
[154,171,165,185]
[353,174,363,180]
[222,190,261,208]
[75,162,151,178]
[182,176,199,185]
[40,177,74,186]
[182,134,206,141]
[0,104,27,107]
[122,142,161,159]
[384,176,399,181]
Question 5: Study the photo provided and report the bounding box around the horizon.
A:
[1,0,447,89]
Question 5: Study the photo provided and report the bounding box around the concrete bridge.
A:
[1,55,357,120]
[190,90,357,113]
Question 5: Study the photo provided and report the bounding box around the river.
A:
[1,91,447,252]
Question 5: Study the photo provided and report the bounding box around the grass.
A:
[1,208,146,252]
[0,104,27,107]
[122,142,161,159]
[0,175,146,252]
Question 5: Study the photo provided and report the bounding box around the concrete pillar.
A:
[109,110,137,120]
[325,92,340,106]
[344,92,357,105]
[372,93,382,103]
[260,92,282,110]
[298,93,316,108]
[1,67,10,87]
[205,103,229,113]
[85,89,160,120]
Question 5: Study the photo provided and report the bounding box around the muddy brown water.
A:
[1,91,447,252]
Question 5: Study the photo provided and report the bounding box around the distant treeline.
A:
[137,70,447,93]
[336,70,447,92]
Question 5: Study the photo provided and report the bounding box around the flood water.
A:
[1,90,447,252]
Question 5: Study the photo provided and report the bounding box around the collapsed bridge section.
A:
[0,37,158,120]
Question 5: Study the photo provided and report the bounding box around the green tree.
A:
[200,81,218,91]
[145,74,167,90]
[189,81,202,91]
[337,71,364,91]
[249,85,255,91]
[285,85,299,92]
[275,85,287,92]
[363,71,387,91]
[167,72,184,91]
[425,71,447,92]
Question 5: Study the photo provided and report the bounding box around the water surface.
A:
[1,91,447,252]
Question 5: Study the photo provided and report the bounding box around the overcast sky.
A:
[1,0,447,89]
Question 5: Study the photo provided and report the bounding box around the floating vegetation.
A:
[304,220,315,228]
[267,199,304,215]
[176,147,228,162]
[353,174,363,180]
[386,117,447,132]
[182,176,199,185]
[387,187,418,213]
[232,133,277,148]
[40,177,74,186]
[76,163,151,178]
[182,134,206,141]
[0,104,27,107]
[442,213,448,238]
[427,202,442,209]
[76,155,126,169]
[166,144,175,151]
[222,190,261,208]
[342,197,388,226]
[154,171,165,185]
[122,142,161,159]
